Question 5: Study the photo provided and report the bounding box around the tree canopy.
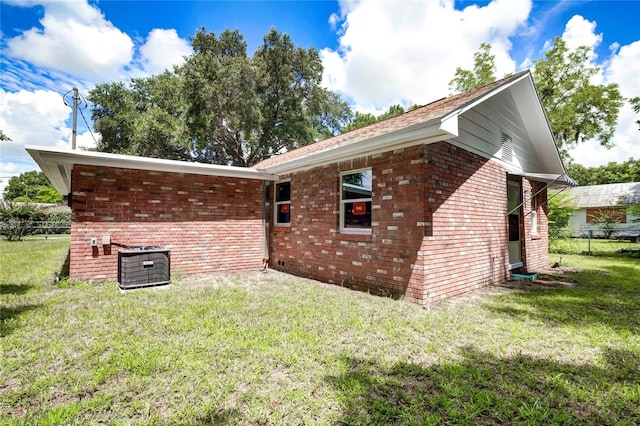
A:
[449,43,498,93]
[566,158,640,186]
[449,39,624,159]
[2,170,63,203]
[90,28,352,167]
[532,37,623,153]
[631,96,640,130]
[342,104,421,133]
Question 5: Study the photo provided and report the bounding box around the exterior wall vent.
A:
[501,132,513,163]
[118,246,170,289]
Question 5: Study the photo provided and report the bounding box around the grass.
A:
[1,237,639,425]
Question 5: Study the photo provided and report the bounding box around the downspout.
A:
[262,181,271,267]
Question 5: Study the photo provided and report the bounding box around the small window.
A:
[275,181,291,226]
[340,170,372,234]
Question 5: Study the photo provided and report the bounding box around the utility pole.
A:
[71,87,79,150]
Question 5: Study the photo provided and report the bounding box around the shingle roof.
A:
[567,182,640,208]
[254,70,530,170]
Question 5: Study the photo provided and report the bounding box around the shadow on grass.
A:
[488,262,640,334]
[0,303,41,337]
[59,248,70,279]
[0,283,33,295]
[192,408,244,425]
[327,347,639,425]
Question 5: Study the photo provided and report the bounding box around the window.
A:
[340,170,372,234]
[586,208,626,224]
[275,181,291,225]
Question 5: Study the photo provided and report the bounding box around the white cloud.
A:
[0,89,71,159]
[321,0,532,110]
[6,0,134,81]
[561,15,602,53]
[606,41,640,100]
[1,0,194,180]
[139,29,192,75]
[76,130,99,151]
[0,87,71,195]
[561,15,604,86]
[0,89,71,195]
[0,87,100,196]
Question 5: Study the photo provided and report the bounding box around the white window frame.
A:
[274,180,291,226]
[340,169,372,235]
[531,192,538,234]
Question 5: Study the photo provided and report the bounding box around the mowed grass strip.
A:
[1,238,638,425]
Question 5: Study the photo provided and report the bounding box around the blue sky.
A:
[1,0,639,194]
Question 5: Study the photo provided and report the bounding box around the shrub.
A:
[0,201,46,241]
[43,210,72,234]
[592,209,622,239]
[548,190,577,246]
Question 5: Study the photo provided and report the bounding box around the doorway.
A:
[507,178,523,269]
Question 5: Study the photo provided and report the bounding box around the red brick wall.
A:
[269,146,427,303]
[70,165,265,282]
[269,142,549,304]
[420,143,509,301]
[521,180,549,271]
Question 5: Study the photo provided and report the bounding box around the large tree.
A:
[2,170,62,203]
[533,37,623,153]
[449,43,498,93]
[90,72,194,162]
[449,39,624,157]
[90,28,352,167]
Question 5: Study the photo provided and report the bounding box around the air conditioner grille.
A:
[118,247,170,289]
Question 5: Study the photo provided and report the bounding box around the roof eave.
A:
[258,119,456,175]
[26,146,278,194]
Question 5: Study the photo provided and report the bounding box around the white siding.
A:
[452,90,542,173]
[569,209,587,229]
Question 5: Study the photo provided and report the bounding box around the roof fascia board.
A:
[260,120,454,175]
[25,145,278,181]
[441,72,531,122]
[511,75,568,174]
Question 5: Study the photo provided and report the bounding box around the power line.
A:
[63,88,98,148]
[79,107,99,146]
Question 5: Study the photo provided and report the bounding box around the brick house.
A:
[27,70,572,304]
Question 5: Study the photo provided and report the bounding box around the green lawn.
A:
[1,238,639,425]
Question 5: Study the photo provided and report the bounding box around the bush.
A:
[43,210,72,234]
[548,190,577,247]
[0,201,47,241]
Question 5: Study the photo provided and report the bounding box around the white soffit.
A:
[508,78,565,174]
